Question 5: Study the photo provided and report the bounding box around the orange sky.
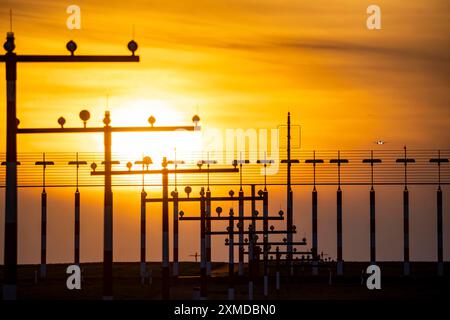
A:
[0,0,449,152]
[0,0,449,264]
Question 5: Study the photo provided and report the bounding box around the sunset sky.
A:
[0,0,449,264]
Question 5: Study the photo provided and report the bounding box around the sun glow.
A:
[93,99,204,167]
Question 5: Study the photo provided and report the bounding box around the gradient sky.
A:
[0,0,449,263]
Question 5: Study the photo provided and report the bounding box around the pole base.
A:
[173,262,179,277]
[228,288,235,300]
[276,271,280,290]
[238,262,244,276]
[192,287,200,300]
[403,262,410,276]
[2,284,17,300]
[337,261,344,276]
[263,275,268,297]
[438,262,444,276]
[140,262,146,280]
[312,262,318,276]
[248,281,254,300]
[40,264,46,279]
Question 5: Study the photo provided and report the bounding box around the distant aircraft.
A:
[374,140,387,145]
[189,252,199,262]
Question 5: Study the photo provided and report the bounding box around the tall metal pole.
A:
[336,184,343,275]
[140,189,147,281]
[69,152,86,265]
[286,112,294,276]
[200,187,207,299]
[103,111,113,300]
[397,147,414,276]
[40,179,47,279]
[331,153,348,276]
[306,152,322,276]
[437,187,443,276]
[363,152,382,266]
[35,153,53,279]
[370,187,376,265]
[263,189,269,297]
[206,189,212,276]
[172,190,179,277]
[403,147,410,276]
[403,187,410,276]
[228,209,235,300]
[238,189,245,276]
[312,186,318,275]
[3,32,18,300]
[248,184,256,300]
[75,189,80,264]
[431,152,447,276]
[161,158,170,299]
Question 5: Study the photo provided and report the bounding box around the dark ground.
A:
[0,262,448,300]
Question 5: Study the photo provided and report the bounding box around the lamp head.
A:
[4,32,15,53]
[79,110,90,127]
[148,115,156,127]
[66,40,77,55]
[127,40,138,55]
[58,117,66,128]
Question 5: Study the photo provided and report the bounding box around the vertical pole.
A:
[336,188,343,275]
[74,190,80,264]
[140,189,147,281]
[206,189,212,276]
[103,112,113,300]
[3,32,18,300]
[263,190,269,297]
[173,190,179,277]
[238,189,244,276]
[402,147,410,276]
[403,188,410,276]
[276,247,281,293]
[287,112,294,276]
[336,151,344,276]
[200,188,207,299]
[312,188,318,275]
[248,184,256,300]
[74,152,81,265]
[437,187,443,276]
[228,209,235,300]
[40,188,47,279]
[370,188,376,265]
[161,159,170,300]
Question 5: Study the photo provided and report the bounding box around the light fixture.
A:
[192,114,200,128]
[58,117,66,128]
[126,162,132,171]
[184,186,192,197]
[66,40,77,56]
[148,116,155,127]
[103,111,111,126]
[127,40,138,56]
[79,110,90,128]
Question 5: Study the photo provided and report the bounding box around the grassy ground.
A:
[0,262,448,300]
